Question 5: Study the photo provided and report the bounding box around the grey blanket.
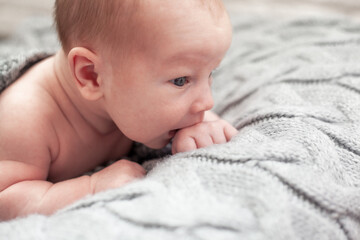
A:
[1,9,360,240]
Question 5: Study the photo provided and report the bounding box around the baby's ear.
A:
[68,47,103,101]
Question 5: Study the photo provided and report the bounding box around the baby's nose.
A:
[190,86,214,114]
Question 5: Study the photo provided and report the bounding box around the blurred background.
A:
[0,0,54,39]
[0,0,359,40]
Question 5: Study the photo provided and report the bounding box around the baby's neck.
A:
[51,50,118,135]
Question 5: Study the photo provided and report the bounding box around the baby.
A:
[0,0,236,220]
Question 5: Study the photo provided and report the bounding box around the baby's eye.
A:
[171,77,188,87]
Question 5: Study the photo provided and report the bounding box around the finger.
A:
[132,161,147,174]
[172,136,197,154]
[209,127,228,144]
[224,124,239,141]
[133,163,147,175]
[194,134,214,149]
[117,160,146,176]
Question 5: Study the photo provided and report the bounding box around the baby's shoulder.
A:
[0,67,58,151]
[0,57,65,170]
[1,57,59,122]
[0,84,57,171]
[0,78,54,124]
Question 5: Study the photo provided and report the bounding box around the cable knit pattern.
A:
[1,7,360,240]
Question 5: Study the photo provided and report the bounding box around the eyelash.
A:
[170,69,218,87]
[170,77,189,87]
[210,68,219,77]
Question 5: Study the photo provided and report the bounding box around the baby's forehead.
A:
[140,0,225,16]
[101,0,229,56]
[130,0,227,31]
[55,0,226,54]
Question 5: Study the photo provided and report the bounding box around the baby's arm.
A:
[0,97,144,221]
[0,159,145,220]
[171,111,238,154]
[0,161,92,219]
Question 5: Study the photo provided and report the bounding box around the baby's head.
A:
[54,0,233,149]
[55,0,138,56]
[54,0,229,57]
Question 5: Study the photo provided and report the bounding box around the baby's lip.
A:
[168,119,201,138]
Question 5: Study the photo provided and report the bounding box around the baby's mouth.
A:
[168,129,178,138]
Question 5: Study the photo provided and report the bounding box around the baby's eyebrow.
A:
[165,51,210,65]
[166,52,195,62]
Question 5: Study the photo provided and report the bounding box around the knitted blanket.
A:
[1,5,360,240]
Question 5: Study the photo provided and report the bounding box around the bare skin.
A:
[0,0,237,221]
[0,55,145,219]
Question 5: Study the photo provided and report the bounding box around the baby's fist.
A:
[172,118,238,154]
[90,159,146,194]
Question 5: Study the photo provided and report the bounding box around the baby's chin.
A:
[142,138,170,150]
[142,130,177,149]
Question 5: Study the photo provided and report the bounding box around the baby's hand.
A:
[90,159,146,194]
[172,112,238,154]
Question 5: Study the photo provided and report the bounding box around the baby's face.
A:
[103,0,232,149]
